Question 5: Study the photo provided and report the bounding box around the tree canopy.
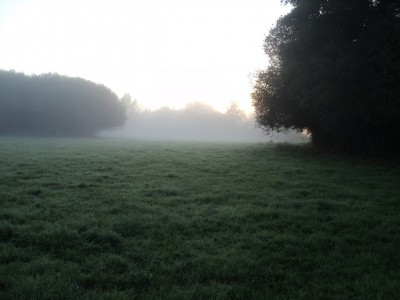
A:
[0,70,126,137]
[252,0,400,154]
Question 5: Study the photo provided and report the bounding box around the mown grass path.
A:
[1,138,399,299]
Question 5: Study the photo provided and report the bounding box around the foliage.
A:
[252,0,400,154]
[0,70,126,137]
[1,138,400,299]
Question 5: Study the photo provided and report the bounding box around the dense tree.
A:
[0,70,126,137]
[252,0,400,154]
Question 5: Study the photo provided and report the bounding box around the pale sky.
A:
[0,0,290,113]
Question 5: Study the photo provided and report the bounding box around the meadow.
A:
[0,138,399,299]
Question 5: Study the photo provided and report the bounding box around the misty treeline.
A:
[253,0,400,155]
[100,97,308,143]
[0,70,307,143]
[0,70,125,136]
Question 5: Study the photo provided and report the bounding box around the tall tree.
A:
[252,0,400,154]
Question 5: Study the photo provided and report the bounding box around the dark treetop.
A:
[252,0,400,155]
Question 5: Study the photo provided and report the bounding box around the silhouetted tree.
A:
[252,0,400,154]
[0,70,126,136]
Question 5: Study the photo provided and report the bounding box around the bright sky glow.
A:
[0,0,290,113]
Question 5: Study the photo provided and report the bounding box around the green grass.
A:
[1,137,399,299]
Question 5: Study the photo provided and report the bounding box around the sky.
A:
[0,0,290,113]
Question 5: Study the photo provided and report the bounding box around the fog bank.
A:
[99,102,309,143]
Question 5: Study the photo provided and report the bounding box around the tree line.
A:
[100,97,308,143]
[0,70,126,137]
[0,69,307,143]
[252,0,400,155]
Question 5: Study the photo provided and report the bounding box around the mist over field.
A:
[99,101,309,143]
[0,70,309,143]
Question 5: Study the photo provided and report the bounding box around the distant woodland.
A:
[0,70,307,142]
[101,100,307,143]
[0,70,125,137]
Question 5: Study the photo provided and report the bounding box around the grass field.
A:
[1,137,399,299]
